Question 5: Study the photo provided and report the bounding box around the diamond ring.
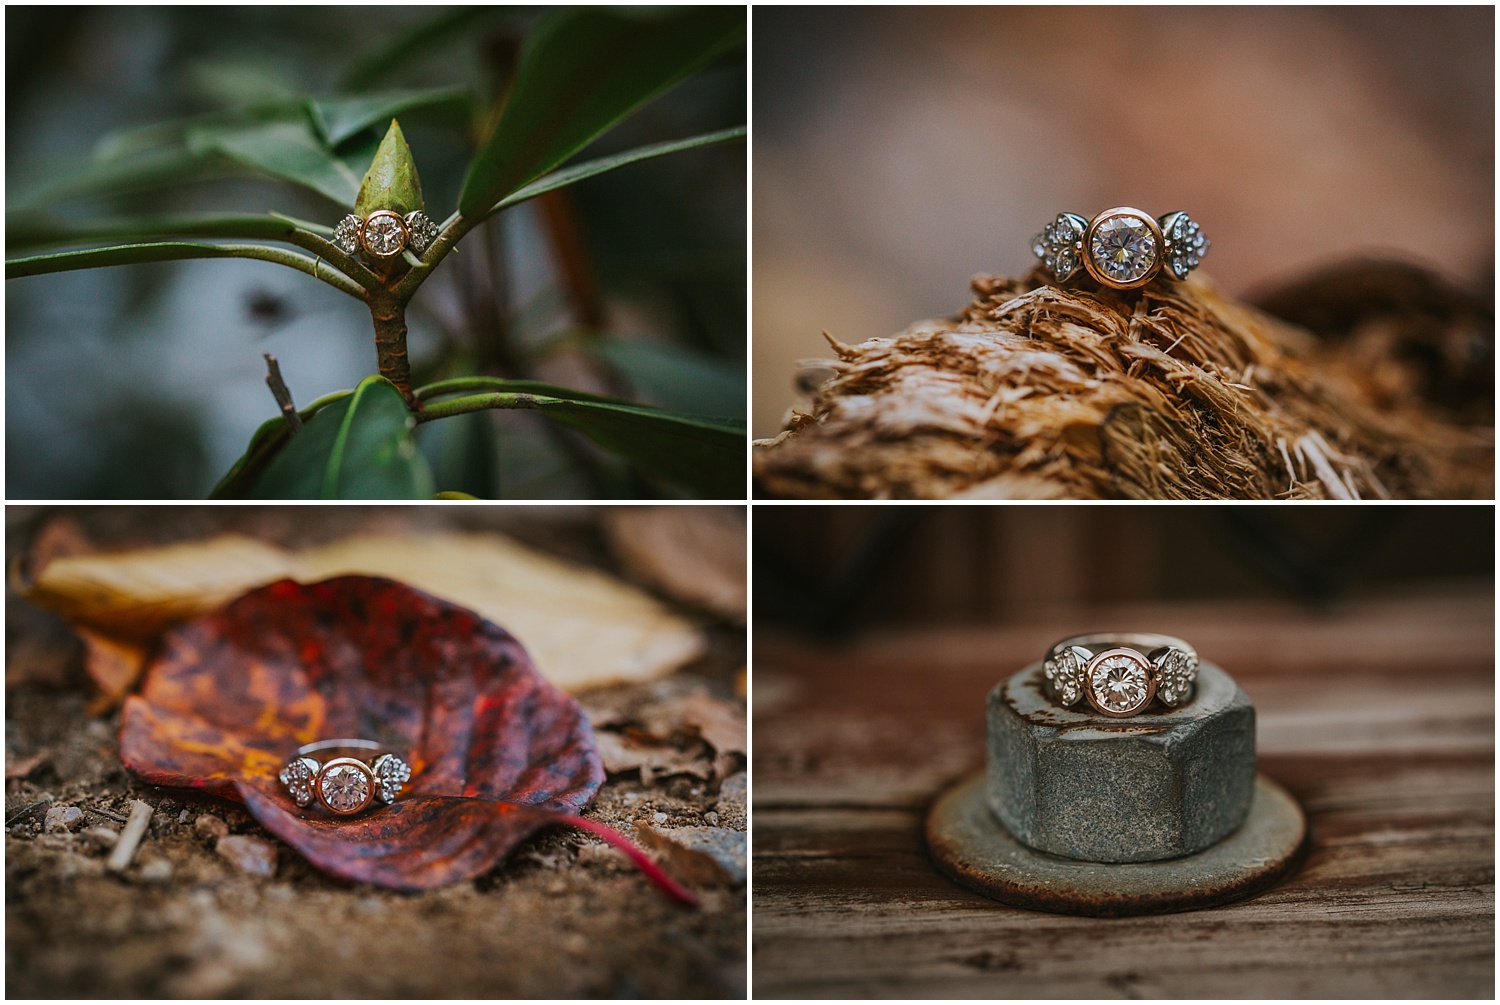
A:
[1031,207,1209,290]
[1042,633,1199,718]
[278,739,413,815]
[332,210,440,260]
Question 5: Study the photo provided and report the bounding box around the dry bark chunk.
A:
[755,266,1492,499]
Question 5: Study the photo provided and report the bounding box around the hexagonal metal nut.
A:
[986,661,1255,863]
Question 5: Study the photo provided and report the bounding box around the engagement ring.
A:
[1042,633,1199,717]
[1031,207,1209,289]
[278,739,412,815]
[333,210,439,260]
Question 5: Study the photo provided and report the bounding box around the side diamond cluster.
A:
[1163,213,1209,280]
[278,756,318,807]
[1030,213,1084,281]
[1153,647,1199,706]
[372,754,412,804]
[333,215,362,256]
[405,212,439,255]
[1043,646,1085,706]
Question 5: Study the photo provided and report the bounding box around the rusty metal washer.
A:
[925,771,1307,917]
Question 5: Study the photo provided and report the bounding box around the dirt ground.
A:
[5,506,747,998]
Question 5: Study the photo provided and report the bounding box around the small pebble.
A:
[652,811,668,824]
[138,858,173,883]
[216,834,277,877]
[81,826,119,850]
[44,806,84,832]
[178,809,193,824]
[704,810,719,827]
[194,814,230,840]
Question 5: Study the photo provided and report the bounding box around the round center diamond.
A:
[362,214,407,257]
[320,763,371,813]
[1089,215,1157,284]
[1089,655,1151,714]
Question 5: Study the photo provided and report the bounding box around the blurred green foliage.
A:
[5,6,747,499]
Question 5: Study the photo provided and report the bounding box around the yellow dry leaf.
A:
[19,531,707,693]
[297,532,707,691]
[22,535,298,642]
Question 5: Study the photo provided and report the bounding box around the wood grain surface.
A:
[751,589,1495,998]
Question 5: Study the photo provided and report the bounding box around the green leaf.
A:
[5,242,367,299]
[534,398,744,499]
[190,113,361,207]
[354,120,424,216]
[485,125,745,217]
[457,6,744,217]
[416,408,497,499]
[314,87,474,147]
[209,390,352,499]
[9,146,239,210]
[340,7,516,91]
[420,388,745,498]
[586,336,745,419]
[6,212,301,251]
[246,376,433,499]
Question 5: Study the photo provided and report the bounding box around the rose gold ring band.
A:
[278,738,412,816]
[1042,633,1199,718]
[1031,207,1210,290]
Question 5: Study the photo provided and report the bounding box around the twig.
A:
[263,353,303,433]
[92,806,130,824]
[106,799,153,873]
[4,797,53,827]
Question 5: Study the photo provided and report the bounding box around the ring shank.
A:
[296,738,395,758]
[1048,633,1195,661]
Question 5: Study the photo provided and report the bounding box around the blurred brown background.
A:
[752,6,1496,436]
[755,504,1494,634]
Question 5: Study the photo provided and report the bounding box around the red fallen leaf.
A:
[118,576,693,902]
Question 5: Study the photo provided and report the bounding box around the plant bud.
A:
[354,119,424,217]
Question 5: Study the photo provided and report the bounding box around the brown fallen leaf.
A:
[593,731,712,782]
[666,692,746,781]
[17,513,93,583]
[77,628,148,714]
[5,750,49,780]
[636,824,746,886]
[605,507,747,623]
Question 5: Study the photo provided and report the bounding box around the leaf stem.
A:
[550,812,698,907]
[413,375,628,405]
[411,391,543,423]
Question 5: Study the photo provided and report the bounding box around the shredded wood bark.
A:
[754,267,1492,499]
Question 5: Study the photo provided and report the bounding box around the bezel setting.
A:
[1083,647,1157,717]
[360,209,410,259]
[1082,207,1163,290]
[315,756,377,815]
